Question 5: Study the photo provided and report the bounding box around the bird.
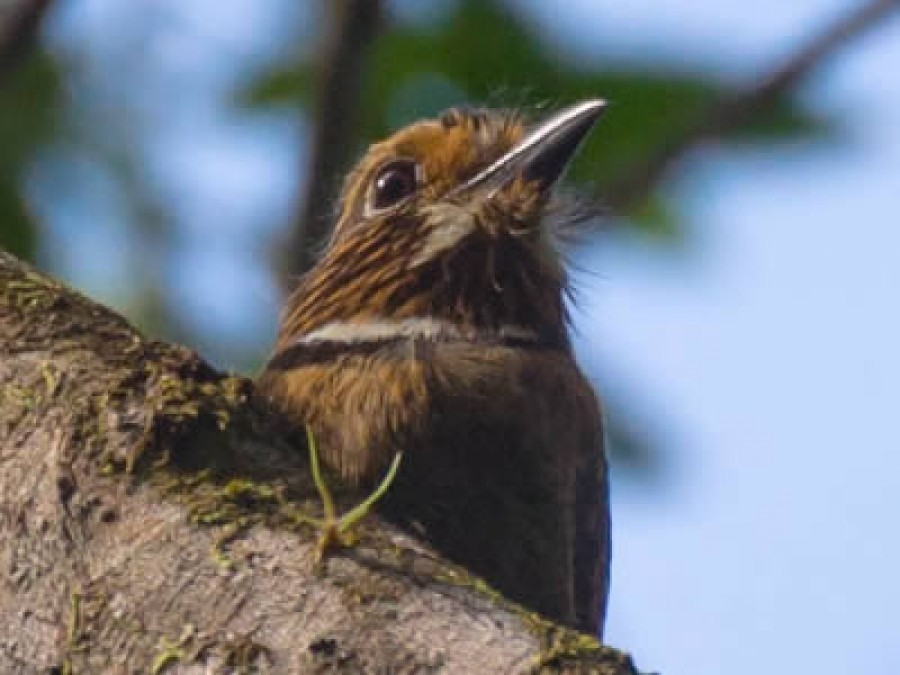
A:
[258,100,610,637]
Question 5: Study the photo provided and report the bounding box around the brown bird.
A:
[258,100,610,636]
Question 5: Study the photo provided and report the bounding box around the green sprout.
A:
[298,425,403,564]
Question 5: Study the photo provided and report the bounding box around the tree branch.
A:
[0,0,51,81]
[282,0,384,282]
[0,250,640,674]
[603,0,900,213]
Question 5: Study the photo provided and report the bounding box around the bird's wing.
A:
[574,386,611,637]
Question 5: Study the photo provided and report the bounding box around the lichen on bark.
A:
[0,251,639,674]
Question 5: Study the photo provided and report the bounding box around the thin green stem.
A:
[305,425,335,524]
[301,425,404,561]
[338,451,403,534]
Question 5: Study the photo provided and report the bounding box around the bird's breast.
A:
[260,333,584,483]
[259,333,598,627]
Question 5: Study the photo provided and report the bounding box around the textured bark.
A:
[0,251,640,674]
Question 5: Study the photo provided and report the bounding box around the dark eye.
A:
[369,159,419,212]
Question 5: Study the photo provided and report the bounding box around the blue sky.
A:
[563,2,900,671]
[29,1,900,673]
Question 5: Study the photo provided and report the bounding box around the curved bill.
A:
[454,99,606,197]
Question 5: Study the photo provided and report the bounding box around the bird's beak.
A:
[455,99,606,197]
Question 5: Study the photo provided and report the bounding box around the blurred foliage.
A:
[2,0,842,481]
[245,0,832,243]
[240,0,834,478]
[604,406,664,481]
[0,52,62,259]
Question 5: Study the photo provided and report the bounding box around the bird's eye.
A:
[369,159,419,213]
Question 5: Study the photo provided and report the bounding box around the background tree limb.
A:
[282,0,384,282]
[602,0,900,213]
[0,0,51,80]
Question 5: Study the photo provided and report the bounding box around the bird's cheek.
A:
[409,205,478,268]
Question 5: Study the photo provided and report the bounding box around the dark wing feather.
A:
[573,387,611,637]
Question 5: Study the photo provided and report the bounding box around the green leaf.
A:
[0,53,62,170]
[0,184,37,259]
[0,52,64,261]
[626,195,686,244]
[240,62,313,107]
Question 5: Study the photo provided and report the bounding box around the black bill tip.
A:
[455,99,606,197]
[520,99,606,188]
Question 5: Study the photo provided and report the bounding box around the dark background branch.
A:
[282,0,385,282]
[0,0,51,81]
[602,0,900,213]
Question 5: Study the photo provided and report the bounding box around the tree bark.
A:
[0,251,640,674]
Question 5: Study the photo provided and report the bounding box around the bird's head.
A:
[276,100,605,353]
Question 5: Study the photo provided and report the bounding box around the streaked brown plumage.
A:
[258,101,610,636]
